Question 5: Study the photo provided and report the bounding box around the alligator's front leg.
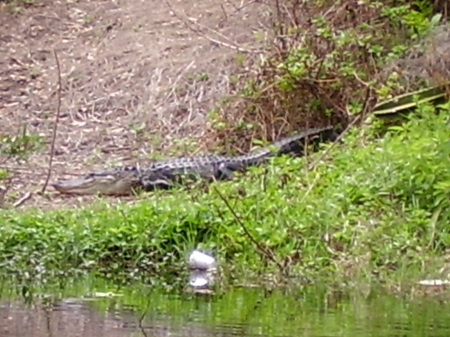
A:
[216,163,235,180]
[140,171,175,190]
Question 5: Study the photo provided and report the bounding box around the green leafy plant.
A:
[208,0,448,154]
[0,107,448,287]
[0,126,44,161]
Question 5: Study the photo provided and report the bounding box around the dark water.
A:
[0,278,449,337]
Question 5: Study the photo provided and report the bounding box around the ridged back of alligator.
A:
[146,155,232,171]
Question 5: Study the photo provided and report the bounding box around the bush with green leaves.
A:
[210,0,449,152]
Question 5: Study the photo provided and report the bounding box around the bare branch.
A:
[41,50,62,193]
[213,185,287,275]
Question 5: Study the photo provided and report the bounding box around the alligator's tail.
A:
[227,125,337,169]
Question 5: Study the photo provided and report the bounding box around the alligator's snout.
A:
[52,172,136,196]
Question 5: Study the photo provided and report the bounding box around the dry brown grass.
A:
[0,0,273,209]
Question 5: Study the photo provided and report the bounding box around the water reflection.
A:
[0,281,449,337]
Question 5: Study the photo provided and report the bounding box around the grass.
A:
[0,0,448,292]
[0,105,448,289]
[0,0,35,14]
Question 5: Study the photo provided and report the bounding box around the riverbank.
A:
[1,108,449,290]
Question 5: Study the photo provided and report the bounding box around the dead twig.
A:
[41,50,62,193]
[13,192,32,208]
[186,16,262,53]
[163,60,196,102]
[164,0,262,54]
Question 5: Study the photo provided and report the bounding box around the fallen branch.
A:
[13,192,32,208]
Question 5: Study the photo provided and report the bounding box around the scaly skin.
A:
[52,126,336,195]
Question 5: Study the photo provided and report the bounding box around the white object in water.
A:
[189,273,210,288]
[189,250,216,270]
[189,268,217,288]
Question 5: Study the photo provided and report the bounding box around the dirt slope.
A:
[0,0,270,209]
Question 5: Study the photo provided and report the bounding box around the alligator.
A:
[52,126,336,196]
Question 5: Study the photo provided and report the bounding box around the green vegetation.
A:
[0,0,35,14]
[0,126,43,161]
[209,0,449,151]
[0,126,44,206]
[0,0,448,291]
[1,106,448,288]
